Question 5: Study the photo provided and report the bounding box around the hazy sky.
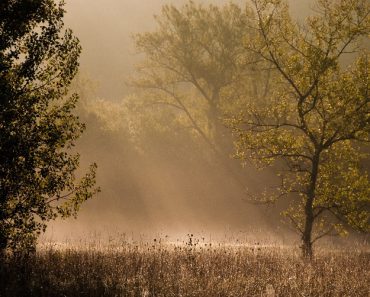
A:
[52,0,315,241]
[65,0,313,100]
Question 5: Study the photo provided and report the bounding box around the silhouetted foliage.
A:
[0,0,99,253]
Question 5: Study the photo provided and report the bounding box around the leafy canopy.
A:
[228,0,369,255]
[133,1,259,153]
[0,0,99,252]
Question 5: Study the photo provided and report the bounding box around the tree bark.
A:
[0,192,8,258]
[302,153,320,259]
[0,227,7,261]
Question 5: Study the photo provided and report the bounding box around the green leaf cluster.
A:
[0,0,99,252]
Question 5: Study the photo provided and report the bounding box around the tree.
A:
[132,1,278,193]
[0,0,99,253]
[229,0,370,258]
[133,1,265,157]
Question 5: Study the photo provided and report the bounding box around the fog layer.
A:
[47,0,314,242]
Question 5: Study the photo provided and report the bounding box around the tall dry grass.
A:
[1,235,369,296]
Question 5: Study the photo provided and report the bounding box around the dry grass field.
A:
[1,235,369,297]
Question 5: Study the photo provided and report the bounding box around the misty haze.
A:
[1,0,369,296]
[52,0,315,240]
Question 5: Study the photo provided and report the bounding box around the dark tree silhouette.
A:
[0,0,99,253]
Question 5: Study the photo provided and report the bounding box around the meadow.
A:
[0,235,369,297]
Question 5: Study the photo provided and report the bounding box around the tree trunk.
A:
[208,90,234,157]
[0,228,7,261]
[0,192,7,259]
[301,153,320,259]
[208,98,225,148]
[302,217,313,259]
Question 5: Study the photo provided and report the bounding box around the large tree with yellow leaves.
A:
[229,0,370,258]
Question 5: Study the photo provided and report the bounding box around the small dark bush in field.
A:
[0,240,369,297]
